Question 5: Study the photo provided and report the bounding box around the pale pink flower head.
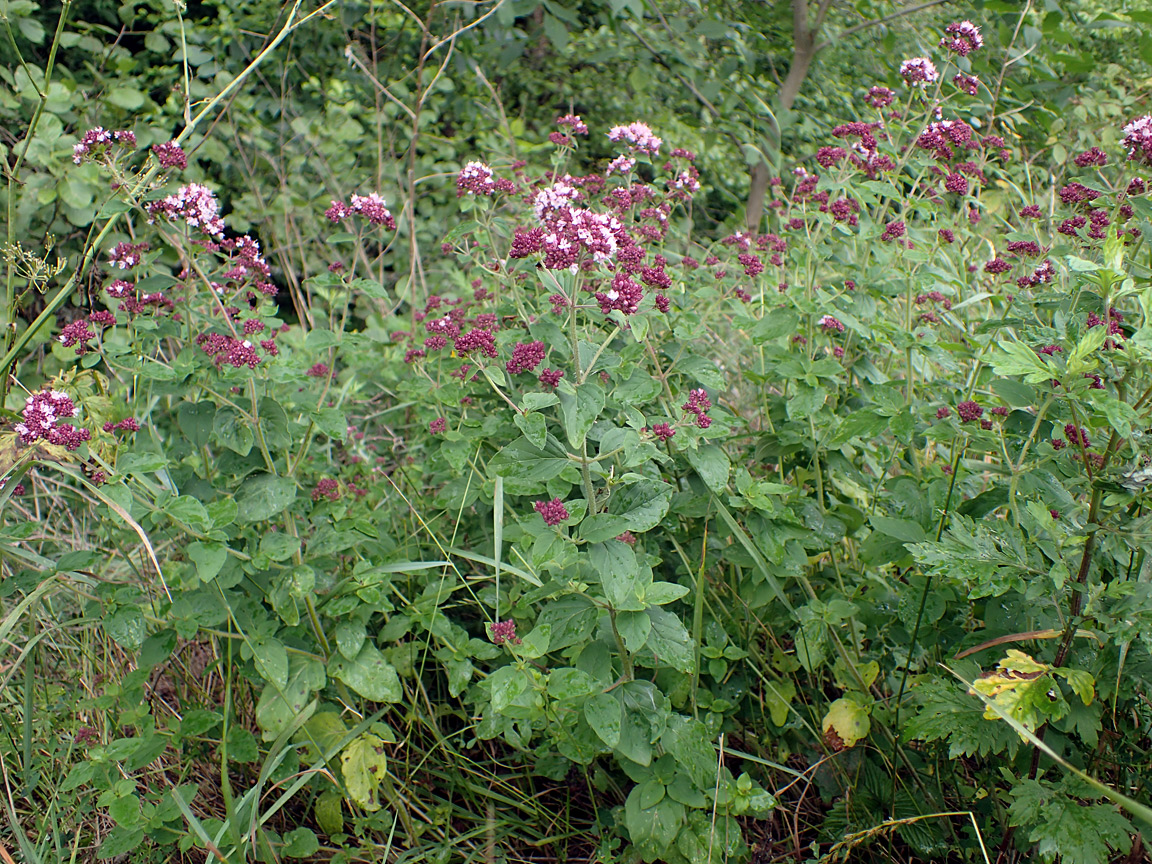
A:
[606,155,636,176]
[1123,115,1152,167]
[349,192,397,229]
[607,121,662,155]
[900,57,938,88]
[556,114,588,135]
[940,20,983,56]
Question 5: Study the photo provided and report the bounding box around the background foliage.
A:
[4,1,1152,863]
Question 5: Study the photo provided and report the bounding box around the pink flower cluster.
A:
[15,389,90,451]
[957,401,983,423]
[195,333,262,369]
[1123,115,1152,167]
[152,140,187,169]
[103,418,140,433]
[73,127,136,164]
[456,162,514,196]
[556,114,588,135]
[326,193,397,229]
[940,20,983,56]
[506,341,546,374]
[608,121,662,155]
[490,619,521,645]
[534,497,569,526]
[312,478,340,501]
[108,241,149,269]
[596,272,643,316]
[682,388,713,429]
[819,314,846,333]
[900,57,938,88]
[146,183,225,237]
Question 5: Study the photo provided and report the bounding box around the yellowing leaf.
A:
[822,696,870,747]
[341,732,388,811]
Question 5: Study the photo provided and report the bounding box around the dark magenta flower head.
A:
[957,401,983,423]
[534,497,569,526]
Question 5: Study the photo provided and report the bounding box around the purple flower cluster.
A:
[819,314,846,333]
[326,193,397,229]
[607,121,662,155]
[152,140,187,169]
[556,114,589,135]
[940,20,983,56]
[682,388,713,429]
[1123,115,1152,166]
[73,127,136,164]
[534,497,569,527]
[146,183,225,237]
[651,423,675,442]
[1074,147,1107,167]
[103,418,140,433]
[866,87,894,108]
[490,619,521,645]
[15,389,90,451]
[312,478,340,502]
[506,341,546,374]
[957,401,983,423]
[900,57,938,88]
[195,333,262,369]
[596,273,643,316]
[108,241,149,270]
[429,417,447,434]
[456,162,514,196]
[539,368,564,388]
[953,73,979,95]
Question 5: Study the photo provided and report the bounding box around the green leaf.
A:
[187,541,227,582]
[489,437,570,486]
[578,513,632,543]
[236,473,297,523]
[992,379,1036,408]
[617,707,653,765]
[686,444,730,493]
[614,479,673,532]
[282,827,320,858]
[250,636,289,690]
[164,495,209,530]
[341,732,389,811]
[178,401,216,447]
[585,692,623,748]
[1009,779,1133,864]
[869,514,927,544]
[590,541,647,610]
[643,581,689,605]
[259,532,301,561]
[557,379,605,449]
[643,607,695,673]
[97,826,145,859]
[625,785,685,855]
[255,658,323,740]
[514,410,548,449]
[331,644,403,702]
[992,340,1053,383]
[335,621,366,660]
[315,790,344,836]
[107,87,145,110]
[313,408,347,441]
[214,407,254,455]
[615,609,651,653]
